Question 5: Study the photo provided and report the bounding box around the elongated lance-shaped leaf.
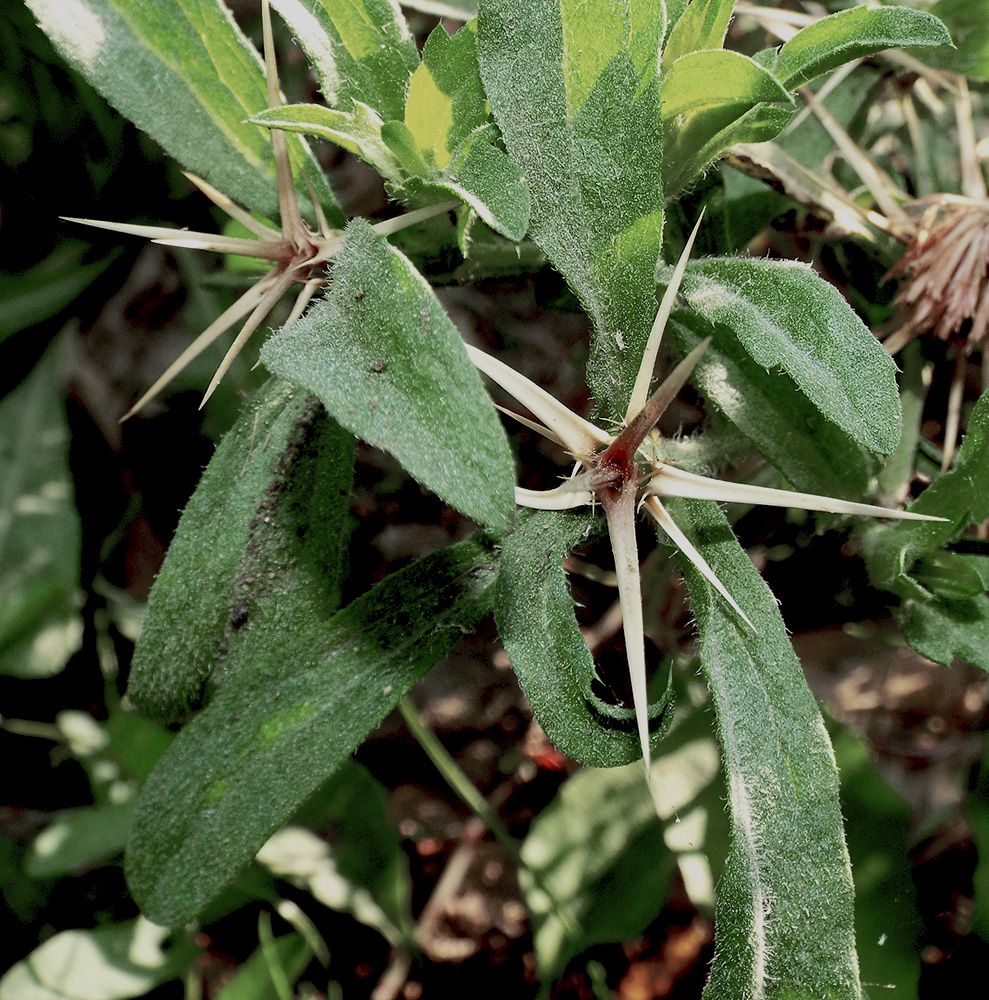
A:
[678,257,902,455]
[26,0,341,227]
[664,497,862,1000]
[126,536,498,927]
[763,4,952,91]
[477,0,666,417]
[127,378,354,720]
[269,0,419,123]
[261,220,516,535]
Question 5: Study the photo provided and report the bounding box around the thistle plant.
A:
[18,1,984,998]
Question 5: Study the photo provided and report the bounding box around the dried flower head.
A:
[886,194,989,354]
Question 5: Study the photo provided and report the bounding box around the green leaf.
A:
[495,510,673,768]
[404,23,488,171]
[665,497,861,1000]
[260,219,516,535]
[25,0,341,226]
[830,722,921,999]
[679,257,902,455]
[125,535,497,927]
[766,5,952,92]
[668,311,875,501]
[252,102,405,184]
[0,244,117,345]
[477,0,666,417]
[662,49,793,198]
[521,705,720,981]
[898,591,989,674]
[214,931,310,1000]
[921,0,989,81]
[663,0,736,68]
[0,920,193,1000]
[864,391,989,597]
[521,764,676,981]
[27,802,136,878]
[127,378,354,720]
[0,345,82,679]
[269,0,419,122]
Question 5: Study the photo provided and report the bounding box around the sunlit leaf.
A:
[763,4,951,91]
[477,0,666,417]
[0,345,82,679]
[270,0,418,122]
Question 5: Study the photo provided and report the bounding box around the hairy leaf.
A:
[764,5,951,91]
[495,510,673,768]
[269,0,418,122]
[662,50,792,197]
[663,0,735,67]
[260,220,516,535]
[679,257,901,455]
[669,311,874,500]
[126,536,497,927]
[477,0,666,417]
[666,497,860,1000]
[127,378,354,720]
[25,0,341,226]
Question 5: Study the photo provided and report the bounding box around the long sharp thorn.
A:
[648,465,949,522]
[516,484,595,510]
[627,209,706,421]
[121,272,278,420]
[606,337,712,463]
[603,488,653,775]
[466,344,609,457]
[180,172,282,240]
[283,277,323,327]
[494,404,567,446]
[200,271,295,408]
[644,496,756,631]
[371,200,459,236]
[260,0,307,246]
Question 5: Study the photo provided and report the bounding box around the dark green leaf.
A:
[214,931,310,1000]
[127,378,354,720]
[0,345,82,679]
[0,244,117,345]
[126,535,497,927]
[898,592,989,674]
[864,391,989,595]
[669,311,875,500]
[666,497,860,1000]
[260,220,516,534]
[477,0,666,417]
[830,722,922,999]
[679,257,902,455]
[766,5,951,91]
[25,0,341,226]
[270,0,419,122]
[495,510,673,768]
